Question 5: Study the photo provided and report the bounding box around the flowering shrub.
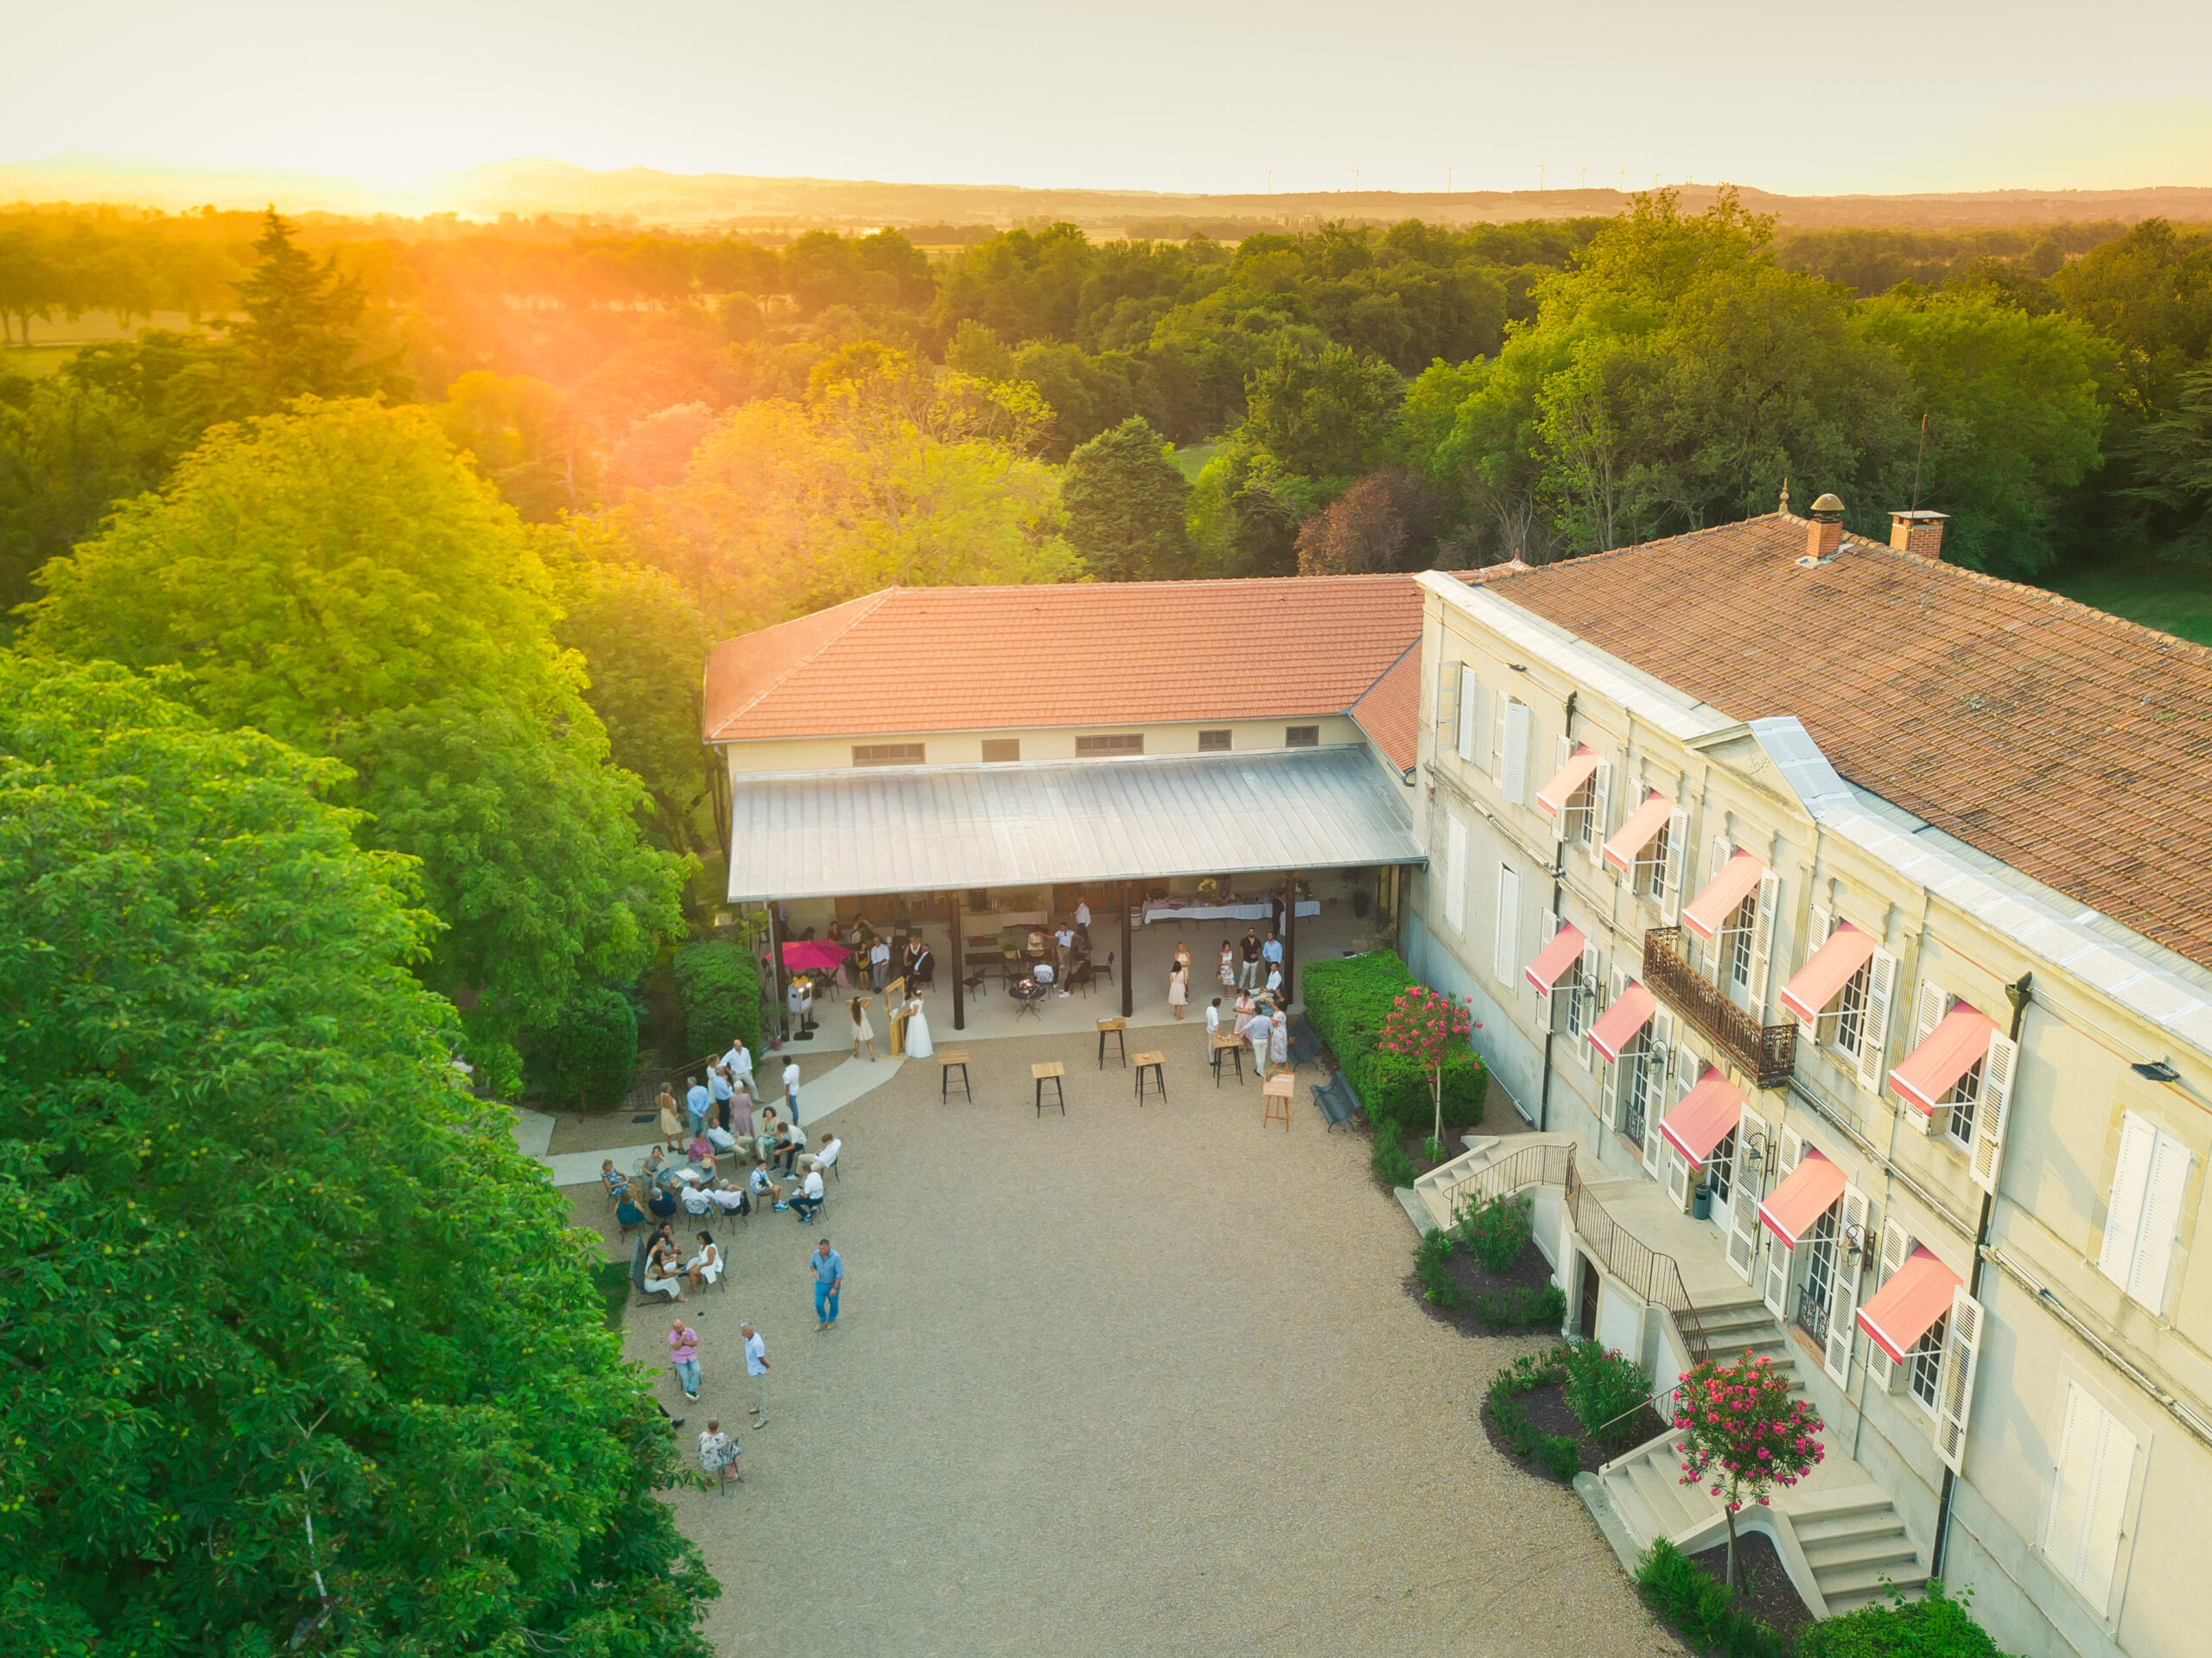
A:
[1376,985,1474,1145]
[1674,1350,1825,1590]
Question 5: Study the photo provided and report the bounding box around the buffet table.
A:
[1141,898,1320,926]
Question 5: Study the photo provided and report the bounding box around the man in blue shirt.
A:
[683,1077,711,1137]
[1262,931,1284,972]
[707,1064,734,1130]
[810,1237,844,1330]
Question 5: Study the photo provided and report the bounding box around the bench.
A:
[1309,1069,1362,1133]
[1286,1014,1322,1070]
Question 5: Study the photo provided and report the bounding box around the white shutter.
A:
[1588,759,1611,847]
[1603,965,1628,1124]
[1866,1218,1913,1392]
[1666,1146,1693,1209]
[1824,1182,1872,1384]
[1456,669,1478,762]
[1642,1007,1674,1169]
[1436,658,1456,733]
[1798,906,1834,1037]
[1777,1128,1804,1177]
[1764,1229,1793,1317]
[1932,1286,1983,1473]
[1575,940,1602,1065]
[2044,1384,2095,1592]
[2097,1113,2158,1292]
[1726,1109,1767,1282]
[1856,948,1897,1090]
[1658,808,1690,923]
[1535,907,1558,1027]
[1443,815,1468,934]
[2044,1381,2137,1616]
[2078,1401,2138,1615]
[2127,1130,2191,1313]
[1969,1033,2017,1194]
[1492,866,1520,988]
[1746,869,1779,1015]
[1491,697,1507,784]
[1502,702,1533,804]
[1912,978,1948,1050]
[1708,836,1732,886]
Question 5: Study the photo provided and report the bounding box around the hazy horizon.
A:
[9,0,2212,204]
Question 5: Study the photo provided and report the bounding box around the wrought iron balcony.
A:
[1642,926,1796,1090]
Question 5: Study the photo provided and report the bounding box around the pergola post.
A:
[950,888,966,1032]
[766,900,785,1046]
[1283,867,1298,1006]
[1120,880,1135,1019]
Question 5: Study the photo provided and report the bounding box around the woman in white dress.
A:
[684,1233,722,1293]
[1167,961,1189,1020]
[901,990,933,1058]
[849,995,876,1061]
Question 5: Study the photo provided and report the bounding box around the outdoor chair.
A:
[1093,950,1115,988]
[1286,1015,1322,1071]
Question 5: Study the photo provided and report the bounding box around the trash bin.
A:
[1691,1185,1713,1220]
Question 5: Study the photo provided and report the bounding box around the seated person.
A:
[601,1159,628,1204]
[684,1233,723,1292]
[614,1183,647,1232]
[791,1160,827,1222]
[747,1162,778,1206]
[1026,927,1046,956]
[814,1134,842,1177]
[680,1182,715,1218]
[706,1179,750,1218]
[647,1185,680,1223]
[642,1241,683,1301]
[776,1120,808,1175]
[706,1122,741,1155]
[685,1131,715,1166]
[1032,959,1055,989]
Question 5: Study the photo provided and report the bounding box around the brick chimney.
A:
[1806,493,1845,561]
[1890,510,1948,560]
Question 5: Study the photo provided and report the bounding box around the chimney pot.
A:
[1890,510,1948,560]
[1805,493,1845,560]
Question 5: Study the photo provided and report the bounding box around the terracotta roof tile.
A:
[1486,514,2212,970]
[1350,642,1421,774]
[704,575,1431,743]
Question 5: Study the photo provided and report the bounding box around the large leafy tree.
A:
[1063,416,1192,581]
[0,652,715,1654]
[22,397,686,1033]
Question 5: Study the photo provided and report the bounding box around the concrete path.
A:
[532,1056,906,1187]
[575,1029,1681,1658]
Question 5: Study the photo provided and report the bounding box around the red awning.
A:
[1600,792,1674,876]
[1889,1003,1999,1116]
[1856,1248,1962,1363]
[1589,982,1658,1062]
[1682,850,1767,942]
[1524,923,1587,994]
[1658,1070,1746,1165]
[1536,746,1602,818]
[1779,923,1877,1024]
[1759,1148,1847,1245]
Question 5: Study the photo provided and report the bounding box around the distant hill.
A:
[4,153,2211,233]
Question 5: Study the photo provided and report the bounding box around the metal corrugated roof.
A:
[726,746,1424,901]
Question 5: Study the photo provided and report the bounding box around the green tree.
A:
[226,207,391,403]
[0,377,169,617]
[0,651,715,1654]
[2119,362,2212,556]
[1239,339,1407,491]
[22,398,687,1032]
[1063,416,1192,581]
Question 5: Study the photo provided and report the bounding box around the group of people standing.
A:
[1167,927,1285,1019]
[670,1240,847,1490]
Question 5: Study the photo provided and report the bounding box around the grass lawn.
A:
[0,346,77,380]
[1171,440,1217,482]
[2048,553,2212,647]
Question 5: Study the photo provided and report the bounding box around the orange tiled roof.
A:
[703,575,1432,743]
[1351,642,1421,775]
[1485,513,2212,969]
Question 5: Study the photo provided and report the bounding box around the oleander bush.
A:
[1474,1282,1567,1331]
[1455,1189,1535,1271]
[1562,1339,1655,1447]
[1484,1348,1581,1481]
[1637,1540,1786,1658]
[1414,1227,1466,1311]
[1303,950,1487,1131]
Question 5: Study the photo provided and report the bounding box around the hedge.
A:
[1795,1582,2013,1657]
[1636,1540,1786,1658]
[524,983,639,1109]
[672,937,762,1064]
[1302,950,1487,1132]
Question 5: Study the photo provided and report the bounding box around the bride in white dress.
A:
[901,990,933,1058]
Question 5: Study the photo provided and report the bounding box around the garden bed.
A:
[1479,1379,1668,1478]
[1402,1234,1562,1336]
[1480,1343,1667,1483]
[1682,1534,1815,1648]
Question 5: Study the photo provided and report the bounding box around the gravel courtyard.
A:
[586,1028,1680,1658]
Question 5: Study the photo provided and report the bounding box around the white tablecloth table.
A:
[1141,899,1320,926]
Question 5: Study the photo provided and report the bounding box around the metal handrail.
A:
[1435,1140,1579,1217]
[1565,1159,1713,1365]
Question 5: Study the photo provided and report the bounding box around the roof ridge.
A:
[1349,637,1420,712]
[1485,512,1801,581]
[1853,542,2212,662]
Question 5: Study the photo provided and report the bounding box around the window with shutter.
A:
[1866,1219,1914,1391]
[2128,1130,2191,1313]
[1744,870,1779,1016]
[1443,816,1467,934]
[1436,658,1457,734]
[1797,906,1834,1038]
[1726,1109,1767,1282]
[1932,1286,1983,1472]
[1491,698,1508,786]
[1900,977,1949,1135]
[1603,965,1627,1125]
[1492,866,1520,988]
[1502,702,1533,804]
[1969,1034,2017,1194]
[1456,670,1478,763]
[1855,949,1898,1091]
[1573,940,1601,1065]
[1535,908,1559,1028]
[1764,1223,1793,1317]
[1658,808,1690,922]
[2044,1382,2137,1616]
[1666,1146,1694,1209]
[1641,1008,1674,1170]
[2097,1112,2158,1295]
[1823,1183,1872,1384]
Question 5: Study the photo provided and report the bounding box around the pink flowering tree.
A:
[1674,1350,1825,1591]
[1377,986,1473,1148]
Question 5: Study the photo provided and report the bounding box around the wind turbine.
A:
[1537,162,1547,191]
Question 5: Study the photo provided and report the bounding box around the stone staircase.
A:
[1586,1293,1928,1617]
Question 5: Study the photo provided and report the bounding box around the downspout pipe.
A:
[1536,690,1578,1133]
[1929,969,2031,1580]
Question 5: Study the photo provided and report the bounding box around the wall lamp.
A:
[2132,1059,2181,1083]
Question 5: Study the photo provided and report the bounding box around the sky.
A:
[8,0,2212,200]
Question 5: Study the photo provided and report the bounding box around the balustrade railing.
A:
[1564,1158,1713,1365]
[1643,926,1797,1089]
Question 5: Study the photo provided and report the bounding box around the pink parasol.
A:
[780,940,853,974]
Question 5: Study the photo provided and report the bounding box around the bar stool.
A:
[1096,1018,1127,1069]
[939,1049,972,1103]
[1262,1072,1294,1132]
[1133,1051,1166,1104]
[1032,1061,1066,1116]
